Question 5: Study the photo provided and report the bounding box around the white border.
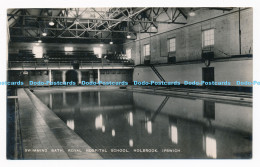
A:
[0,0,259,167]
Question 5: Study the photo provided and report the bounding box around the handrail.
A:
[8,60,133,64]
[8,60,134,69]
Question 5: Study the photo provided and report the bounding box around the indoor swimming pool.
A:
[33,89,252,159]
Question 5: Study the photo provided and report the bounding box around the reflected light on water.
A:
[129,139,134,147]
[95,114,103,130]
[206,136,217,159]
[112,129,115,137]
[127,112,134,126]
[146,121,152,134]
[67,119,74,130]
[169,125,178,144]
[102,125,105,133]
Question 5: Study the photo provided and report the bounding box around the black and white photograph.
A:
[1,0,260,166]
[5,6,253,160]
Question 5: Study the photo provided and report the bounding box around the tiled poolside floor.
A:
[17,88,102,159]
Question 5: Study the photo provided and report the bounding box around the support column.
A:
[97,69,100,83]
[77,70,82,85]
[62,71,66,82]
[48,70,52,86]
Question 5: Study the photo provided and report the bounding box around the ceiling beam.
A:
[10,35,134,40]
[94,8,149,36]
[177,8,187,20]
[208,7,233,11]
[9,26,157,33]
[7,13,185,24]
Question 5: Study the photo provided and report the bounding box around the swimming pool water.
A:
[33,89,252,159]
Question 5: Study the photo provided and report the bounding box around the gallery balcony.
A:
[8,60,134,70]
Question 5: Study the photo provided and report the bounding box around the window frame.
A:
[32,45,43,58]
[143,44,150,57]
[64,46,74,52]
[126,48,132,59]
[202,28,215,48]
[93,47,102,58]
[168,37,176,53]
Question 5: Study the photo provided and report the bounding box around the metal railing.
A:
[8,60,134,70]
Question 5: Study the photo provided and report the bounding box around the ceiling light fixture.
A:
[38,39,42,43]
[49,21,54,26]
[110,32,114,45]
[127,34,131,39]
[189,11,195,16]
[42,32,47,36]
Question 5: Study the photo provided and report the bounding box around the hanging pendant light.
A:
[49,9,55,26]
[49,20,54,26]
[110,32,114,44]
[189,9,196,16]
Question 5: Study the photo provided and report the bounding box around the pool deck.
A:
[17,88,102,159]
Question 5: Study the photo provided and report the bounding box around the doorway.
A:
[66,70,78,84]
[202,67,214,87]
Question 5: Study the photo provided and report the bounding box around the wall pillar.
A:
[97,69,100,83]
[77,70,82,85]
[48,70,52,85]
[62,71,66,82]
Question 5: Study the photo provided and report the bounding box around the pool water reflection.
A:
[34,89,252,159]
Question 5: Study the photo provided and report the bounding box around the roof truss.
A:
[8,8,188,43]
